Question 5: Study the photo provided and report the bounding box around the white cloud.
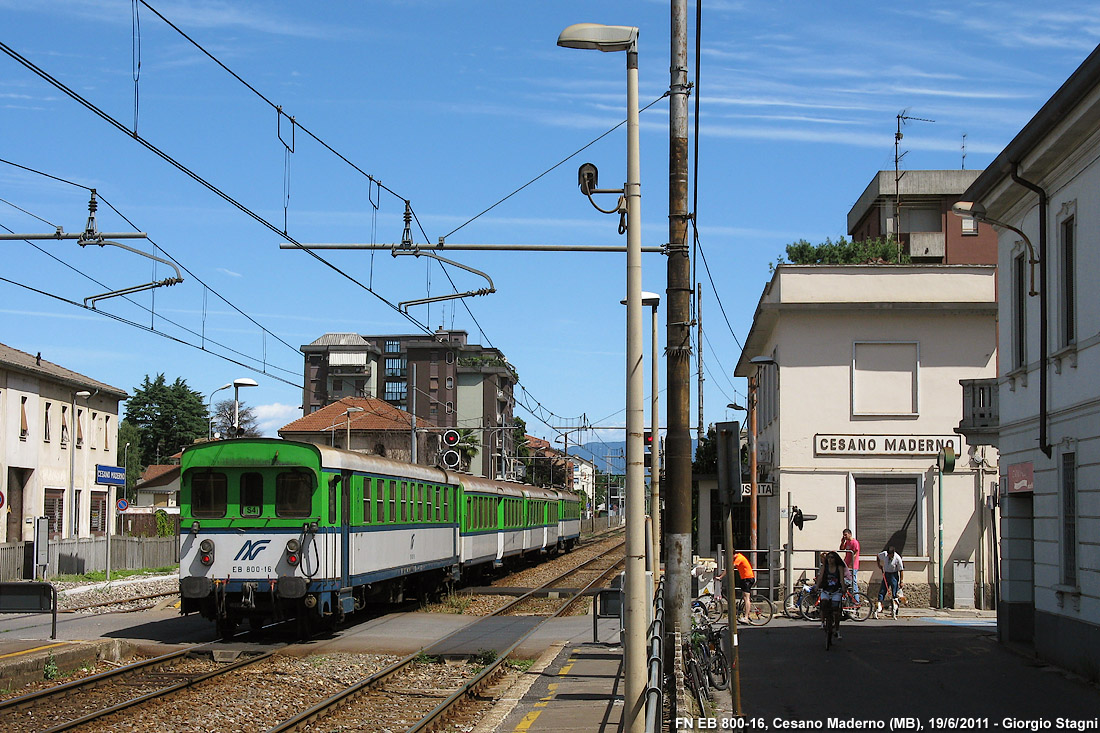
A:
[216,267,242,278]
[253,402,301,437]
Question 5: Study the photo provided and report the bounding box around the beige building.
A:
[1,344,126,540]
[735,265,999,607]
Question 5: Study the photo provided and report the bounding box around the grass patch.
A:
[43,654,58,680]
[510,658,536,673]
[51,566,178,583]
[471,648,497,666]
[414,651,442,665]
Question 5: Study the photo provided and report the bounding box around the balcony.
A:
[955,378,999,447]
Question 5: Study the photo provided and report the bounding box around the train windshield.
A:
[191,472,228,518]
[276,471,313,517]
[240,472,263,517]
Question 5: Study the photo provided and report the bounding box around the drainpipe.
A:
[1009,165,1051,458]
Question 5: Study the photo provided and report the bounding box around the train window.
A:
[191,472,227,518]
[376,480,384,524]
[389,481,396,523]
[327,476,339,523]
[426,485,434,523]
[240,472,263,517]
[276,472,313,518]
[364,479,373,523]
[399,482,407,522]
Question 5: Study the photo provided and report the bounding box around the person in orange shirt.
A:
[732,551,755,622]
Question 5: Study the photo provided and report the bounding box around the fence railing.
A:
[0,537,178,581]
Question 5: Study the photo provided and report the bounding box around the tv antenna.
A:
[893,110,936,259]
[961,132,968,170]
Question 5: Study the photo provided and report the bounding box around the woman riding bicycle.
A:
[813,551,848,639]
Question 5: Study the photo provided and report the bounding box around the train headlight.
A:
[285,538,301,566]
[199,539,215,566]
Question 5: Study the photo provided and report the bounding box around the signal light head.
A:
[442,429,461,447]
[199,538,215,566]
[286,539,301,566]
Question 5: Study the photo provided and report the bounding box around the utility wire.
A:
[693,219,744,350]
[0,39,432,337]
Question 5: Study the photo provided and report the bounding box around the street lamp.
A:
[559,22,646,733]
[123,441,131,503]
[344,406,364,449]
[232,378,259,436]
[207,382,232,439]
[952,201,1039,295]
[623,291,661,568]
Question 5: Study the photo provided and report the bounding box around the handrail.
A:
[644,577,665,733]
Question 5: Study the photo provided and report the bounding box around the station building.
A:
[734,265,999,608]
[956,44,1100,680]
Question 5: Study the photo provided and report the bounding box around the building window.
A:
[852,342,919,416]
[1062,452,1077,587]
[90,492,107,534]
[446,401,454,414]
[354,379,366,396]
[332,378,343,392]
[76,408,84,448]
[61,405,69,445]
[20,396,29,440]
[855,477,920,557]
[1013,252,1027,370]
[385,339,400,353]
[961,215,978,236]
[384,381,408,404]
[446,351,455,364]
[43,402,51,442]
[430,377,439,392]
[1060,216,1076,347]
[446,376,454,390]
[104,415,111,451]
[385,357,407,378]
[45,489,64,537]
[90,412,98,449]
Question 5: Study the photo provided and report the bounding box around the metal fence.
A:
[0,537,178,581]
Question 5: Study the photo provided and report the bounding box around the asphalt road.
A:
[725,615,1100,729]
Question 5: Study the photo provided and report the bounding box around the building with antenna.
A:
[848,170,999,264]
[301,328,517,479]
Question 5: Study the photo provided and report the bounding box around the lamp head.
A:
[557,23,638,52]
[620,290,661,307]
[346,407,365,414]
[233,378,259,388]
[749,356,777,367]
[727,402,746,411]
[951,201,986,220]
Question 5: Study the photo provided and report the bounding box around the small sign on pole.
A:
[116,498,129,512]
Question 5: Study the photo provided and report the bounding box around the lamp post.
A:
[558,22,645,733]
[68,390,91,538]
[623,291,661,567]
[207,382,232,439]
[123,441,131,503]
[345,406,364,449]
[232,378,259,436]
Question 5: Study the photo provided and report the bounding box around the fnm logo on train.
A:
[234,539,271,562]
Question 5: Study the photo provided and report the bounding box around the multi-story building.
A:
[955,45,1100,681]
[734,264,999,608]
[301,330,517,478]
[0,343,127,540]
[848,170,999,263]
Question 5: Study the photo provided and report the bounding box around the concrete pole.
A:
[623,43,646,733]
[665,0,694,679]
[749,373,759,567]
[650,304,661,568]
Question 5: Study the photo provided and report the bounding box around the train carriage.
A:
[179,438,581,636]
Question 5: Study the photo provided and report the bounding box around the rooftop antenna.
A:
[894,110,936,260]
[961,132,968,170]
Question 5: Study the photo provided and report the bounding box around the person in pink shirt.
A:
[840,529,861,602]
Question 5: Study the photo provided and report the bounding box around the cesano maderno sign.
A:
[814,434,962,457]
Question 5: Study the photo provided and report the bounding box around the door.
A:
[340,471,352,589]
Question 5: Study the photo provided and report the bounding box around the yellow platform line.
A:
[513,647,583,732]
[0,641,71,660]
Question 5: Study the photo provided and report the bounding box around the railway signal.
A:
[442,429,460,448]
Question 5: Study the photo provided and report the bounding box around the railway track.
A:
[267,539,627,732]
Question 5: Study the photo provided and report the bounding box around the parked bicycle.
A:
[783,579,815,619]
[690,618,730,691]
[736,587,774,626]
[692,589,726,623]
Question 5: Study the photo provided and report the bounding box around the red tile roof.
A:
[279,397,436,435]
[137,464,179,488]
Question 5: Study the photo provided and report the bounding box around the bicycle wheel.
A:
[744,594,774,626]
[799,592,820,622]
[782,591,802,618]
[851,594,873,622]
[823,604,834,650]
[686,658,710,714]
[707,647,730,690]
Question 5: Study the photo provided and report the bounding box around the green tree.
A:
[777,236,909,268]
[693,424,718,473]
[455,428,480,470]
[211,398,263,438]
[125,374,207,464]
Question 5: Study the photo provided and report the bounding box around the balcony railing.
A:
[955,378,999,447]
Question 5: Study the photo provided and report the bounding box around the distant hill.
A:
[568,438,698,474]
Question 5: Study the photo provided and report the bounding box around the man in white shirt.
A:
[875,545,904,618]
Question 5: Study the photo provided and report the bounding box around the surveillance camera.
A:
[578,163,599,195]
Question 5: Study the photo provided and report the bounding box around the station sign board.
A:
[95,465,126,487]
[741,482,774,497]
[814,434,962,457]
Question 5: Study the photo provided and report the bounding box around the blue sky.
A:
[2,1,1096,447]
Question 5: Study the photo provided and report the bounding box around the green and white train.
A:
[178,438,582,636]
